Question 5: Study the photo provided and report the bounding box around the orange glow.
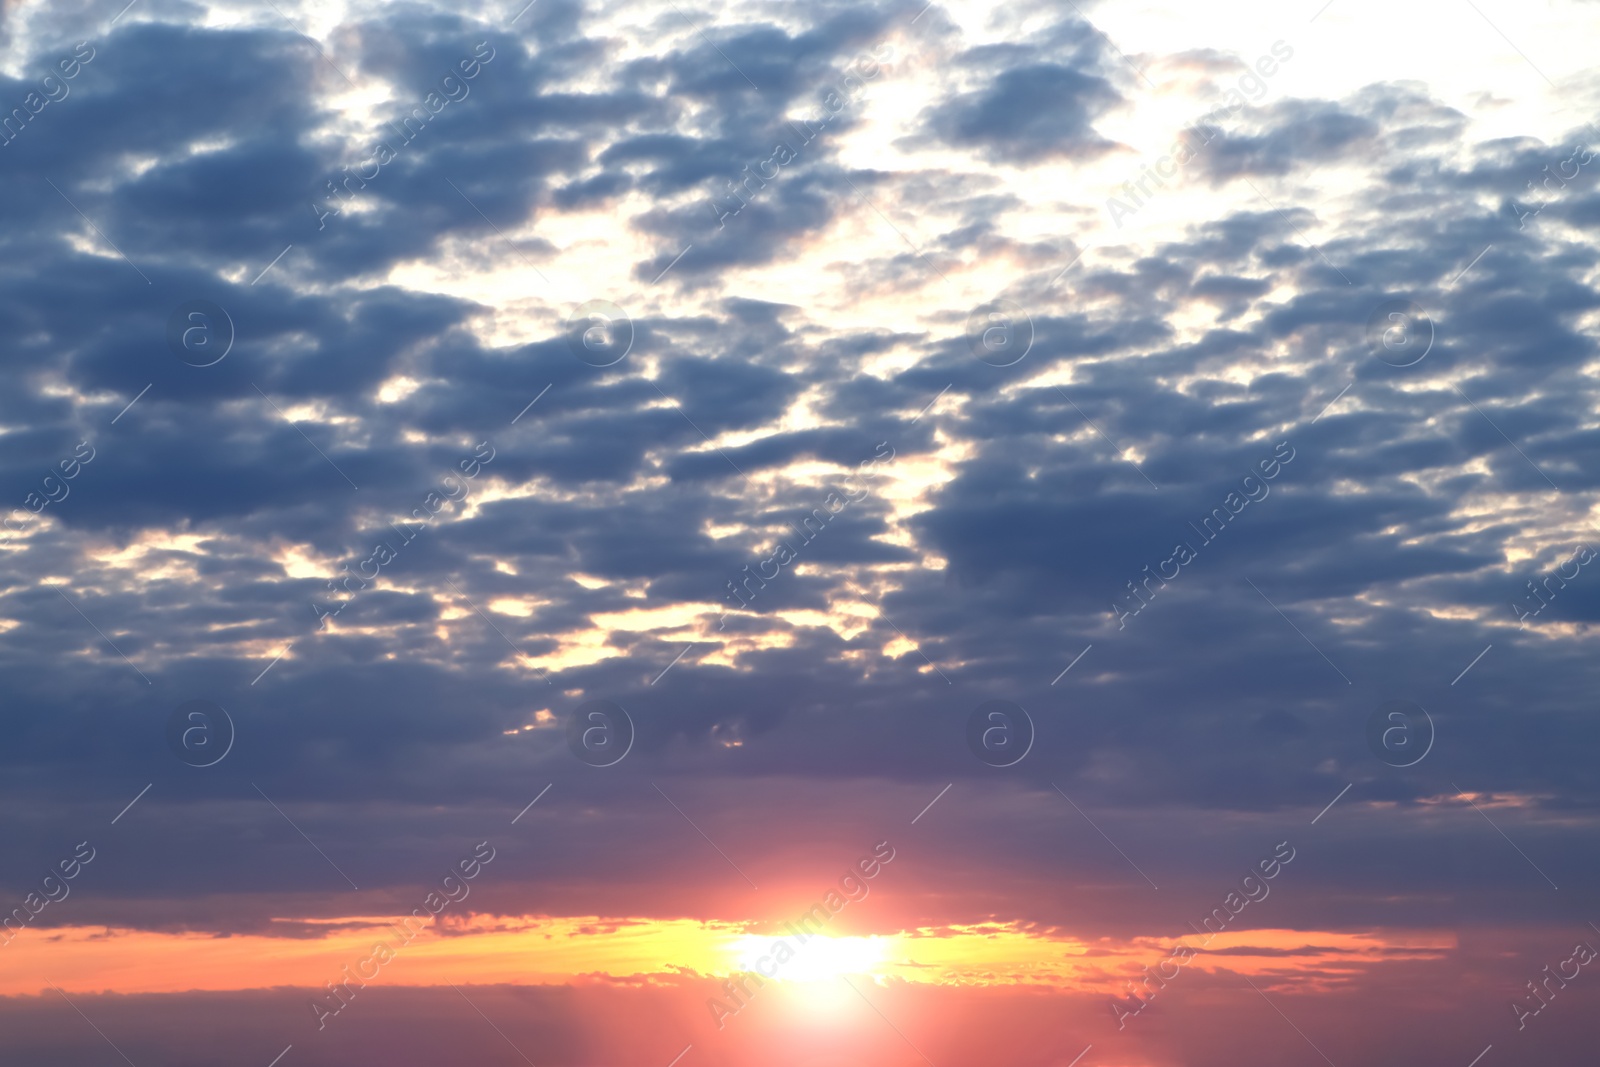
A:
[729,933,888,981]
[1,913,1454,997]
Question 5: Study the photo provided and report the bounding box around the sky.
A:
[1,0,1599,1064]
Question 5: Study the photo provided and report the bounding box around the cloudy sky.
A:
[2,0,1599,1063]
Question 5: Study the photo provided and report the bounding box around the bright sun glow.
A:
[731,933,887,982]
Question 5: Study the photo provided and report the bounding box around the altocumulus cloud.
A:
[0,1,1599,1065]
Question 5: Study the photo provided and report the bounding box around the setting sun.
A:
[731,933,888,982]
[6,0,1595,1062]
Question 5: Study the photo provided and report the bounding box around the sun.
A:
[724,933,890,1022]
[731,933,887,982]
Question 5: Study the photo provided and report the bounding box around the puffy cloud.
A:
[2,1,1600,1063]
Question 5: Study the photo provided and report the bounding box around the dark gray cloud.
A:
[1,2,1599,1063]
